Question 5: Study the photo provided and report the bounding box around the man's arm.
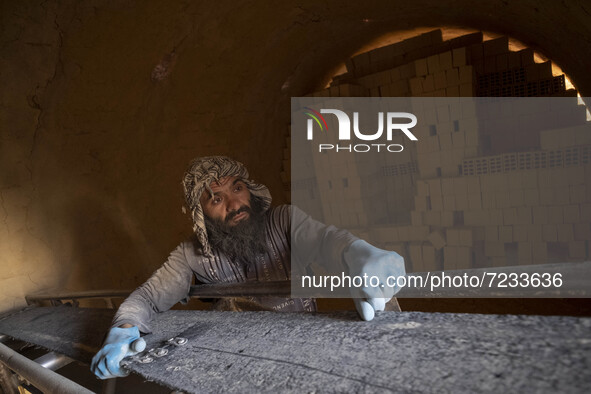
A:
[289,205,405,321]
[289,205,359,269]
[91,243,194,379]
[111,242,194,333]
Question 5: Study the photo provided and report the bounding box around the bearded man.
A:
[91,156,405,379]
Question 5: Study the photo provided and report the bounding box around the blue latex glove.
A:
[344,240,406,321]
[91,326,146,379]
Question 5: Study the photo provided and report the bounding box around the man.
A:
[91,156,405,379]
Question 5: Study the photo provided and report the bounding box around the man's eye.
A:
[212,197,222,205]
[234,185,243,192]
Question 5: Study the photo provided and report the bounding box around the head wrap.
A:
[182,156,272,257]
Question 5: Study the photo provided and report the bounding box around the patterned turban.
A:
[182,156,272,257]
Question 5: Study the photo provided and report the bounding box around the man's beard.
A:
[204,195,267,264]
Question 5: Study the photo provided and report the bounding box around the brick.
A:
[557,224,574,242]
[443,246,457,270]
[409,226,430,241]
[411,211,424,225]
[459,65,474,84]
[459,229,473,246]
[416,180,429,196]
[452,177,467,195]
[447,229,460,245]
[427,231,447,250]
[465,177,481,194]
[548,206,564,224]
[532,207,548,225]
[563,205,580,223]
[524,189,540,206]
[422,245,437,271]
[527,225,542,242]
[499,226,513,242]
[427,179,442,196]
[516,207,532,225]
[542,225,558,242]
[455,193,469,210]
[452,130,466,147]
[452,47,467,67]
[431,194,444,211]
[400,63,417,79]
[507,51,521,68]
[503,208,518,225]
[473,226,485,242]
[456,246,472,269]
[434,71,447,90]
[519,49,534,65]
[532,242,548,262]
[486,256,504,268]
[409,244,423,267]
[518,242,532,264]
[568,241,586,259]
[459,83,474,97]
[414,58,428,76]
[422,74,435,92]
[485,226,499,241]
[445,86,459,97]
[424,211,441,226]
[409,77,424,95]
[439,51,453,70]
[539,189,554,206]
[441,178,454,195]
[509,190,525,207]
[581,203,591,221]
[468,193,482,210]
[439,132,453,150]
[513,224,528,242]
[446,68,460,86]
[467,43,484,62]
[481,192,495,209]
[574,223,591,241]
[483,36,509,57]
[390,67,402,81]
[427,55,440,74]
[489,209,504,225]
[485,242,505,257]
[496,53,508,71]
[441,211,454,227]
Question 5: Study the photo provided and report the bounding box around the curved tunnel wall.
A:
[1,0,590,312]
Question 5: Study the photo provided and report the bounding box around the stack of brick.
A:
[470,37,572,98]
[307,83,368,98]
[293,30,588,273]
[408,158,591,271]
[413,100,479,178]
[407,48,475,97]
[472,97,588,157]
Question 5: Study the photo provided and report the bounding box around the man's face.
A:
[199,176,251,226]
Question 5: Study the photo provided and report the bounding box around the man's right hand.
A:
[91,326,146,379]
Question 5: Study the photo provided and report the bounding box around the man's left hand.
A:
[343,240,406,321]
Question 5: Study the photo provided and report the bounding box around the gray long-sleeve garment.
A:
[112,205,358,333]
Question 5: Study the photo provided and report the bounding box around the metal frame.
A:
[0,341,93,394]
[25,280,293,308]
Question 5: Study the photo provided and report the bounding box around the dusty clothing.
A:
[112,205,358,333]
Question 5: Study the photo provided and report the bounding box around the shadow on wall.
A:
[62,192,161,293]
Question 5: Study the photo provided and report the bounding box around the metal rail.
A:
[33,352,73,371]
[0,342,93,394]
[25,281,293,307]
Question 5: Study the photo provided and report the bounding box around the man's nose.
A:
[226,195,242,212]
